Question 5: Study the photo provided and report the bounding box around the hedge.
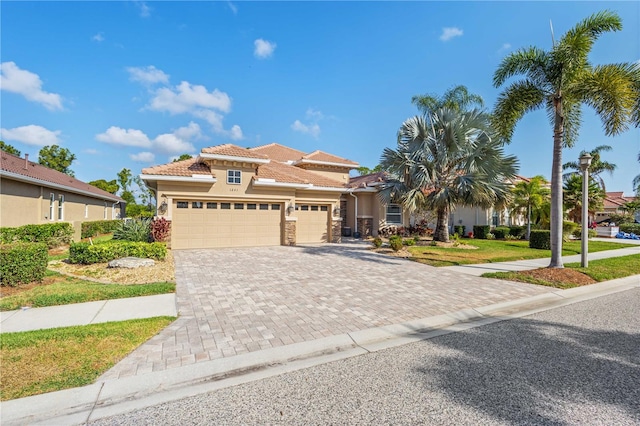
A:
[81,220,123,239]
[620,223,640,234]
[69,241,167,264]
[453,225,465,237]
[0,242,48,287]
[0,223,73,248]
[473,225,491,239]
[492,226,510,239]
[529,230,551,250]
[509,225,526,239]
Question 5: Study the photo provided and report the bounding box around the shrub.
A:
[563,221,578,237]
[492,226,510,239]
[504,234,519,240]
[113,219,151,242]
[453,225,465,237]
[572,228,597,239]
[68,241,167,264]
[473,225,491,239]
[372,237,382,248]
[151,217,171,242]
[607,213,634,224]
[619,223,640,234]
[529,230,551,250]
[0,242,48,286]
[402,238,416,246]
[486,232,496,240]
[0,223,73,248]
[508,225,526,239]
[389,235,403,252]
[81,220,122,239]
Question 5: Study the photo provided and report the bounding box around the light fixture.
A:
[286,203,295,216]
[333,206,341,216]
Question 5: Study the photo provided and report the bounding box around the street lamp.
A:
[579,153,592,268]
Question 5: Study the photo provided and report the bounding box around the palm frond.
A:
[493,47,549,87]
[492,80,545,142]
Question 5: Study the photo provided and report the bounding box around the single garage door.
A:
[172,201,282,249]
[296,204,329,244]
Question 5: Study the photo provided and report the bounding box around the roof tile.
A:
[250,143,306,162]
[302,150,359,166]
[142,158,213,177]
[201,144,268,160]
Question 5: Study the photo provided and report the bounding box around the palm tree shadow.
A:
[412,309,640,424]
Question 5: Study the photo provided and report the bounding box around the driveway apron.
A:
[100,243,551,380]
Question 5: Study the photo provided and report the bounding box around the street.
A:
[91,288,640,425]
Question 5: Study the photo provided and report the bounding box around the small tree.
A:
[0,141,21,156]
[38,145,76,176]
[89,179,119,194]
[510,175,550,240]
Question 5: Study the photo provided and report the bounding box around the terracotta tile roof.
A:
[141,157,213,177]
[1,150,123,201]
[250,143,306,162]
[201,144,268,160]
[256,161,346,188]
[301,150,359,166]
[603,191,636,209]
[347,171,388,188]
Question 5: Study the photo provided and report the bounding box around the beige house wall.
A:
[296,167,350,186]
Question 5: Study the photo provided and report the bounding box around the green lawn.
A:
[482,254,640,289]
[0,271,175,311]
[0,317,175,400]
[407,239,634,267]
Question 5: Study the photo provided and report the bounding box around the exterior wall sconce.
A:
[158,199,168,214]
[333,206,341,216]
[286,203,295,216]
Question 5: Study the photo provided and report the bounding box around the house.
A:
[594,191,638,223]
[0,150,124,229]
[141,143,359,249]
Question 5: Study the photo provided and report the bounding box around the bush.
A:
[372,237,382,248]
[572,228,597,239]
[113,219,151,242]
[151,217,171,242]
[529,230,551,250]
[492,226,510,239]
[486,232,496,240]
[453,225,465,237]
[619,223,640,234]
[508,225,526,239]
[402,238,416,246]
[81,220,122,239]
[607,213,634,224]
[68,241,167,264]
[0,223,73,248]
[563,221,578,240]
[389,235,403,252]
[0,243,48,286]
[504,234,519,240]
[473,225,491,239]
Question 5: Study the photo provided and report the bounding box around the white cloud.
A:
[1,125,61,146]
[498,43,511,53]
[439,27,463,42]
[130,152,155,163]
[135,1,151,17]
[291,120,321,138]
[84,148,99,154]
[0,62,63,110]
[92,32,105,42]
[96,126,152,148]
[127,65,170,85]
[173,121,203,141]
[149,81,231,114]
[254,38,276,59]
[306,108,324,120]
[153,133,195,155]
[229,125,243,140]
[227,1,238,14]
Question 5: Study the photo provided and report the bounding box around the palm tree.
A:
[412,85,484,115]
[510,175,550,240]
[562,145,617,191]
[379,108,518,242]
[493,10,640,268]
[563,174,605,223]
[634,152,640,196]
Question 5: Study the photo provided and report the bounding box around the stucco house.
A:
[141,143,359,249]
[594,191,638,223]
[0,150,124,229]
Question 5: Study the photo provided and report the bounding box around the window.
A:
[49,193,55,221]
[58,195,64,221]
[234,203,244,210]
[177,201,188,209]
[271,204,280,210]
[311,205,319,211]
[207,202,218,209]
[192,202,203,209]
[227,170,241,184]
[247,203,257,210]
[492,211,499,227]
[386,204,402,224]
[85,204,89,218]
[221,203,231,209]
[320,206,328,212]
[301,205,309,211]
[259,204,269,210]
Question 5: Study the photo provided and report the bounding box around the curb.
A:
[2,275,639,425]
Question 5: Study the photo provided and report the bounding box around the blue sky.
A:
[2,1,639,200]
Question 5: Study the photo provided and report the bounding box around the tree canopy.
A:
[38,145,76,176]
[88,179,119,194]
[562,145,617,192]
[510,175,550,240]
[173,154,193,162]
[411,85,484,116]
[0,141,21,156]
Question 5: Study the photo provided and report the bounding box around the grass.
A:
[482,254,640,289]
[0,271,175,311]
[0,317,175,400]
[407,239,633,267]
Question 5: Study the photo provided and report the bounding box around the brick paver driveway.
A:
[101,243,551,379]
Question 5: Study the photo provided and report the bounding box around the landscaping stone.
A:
[107,257,155,269]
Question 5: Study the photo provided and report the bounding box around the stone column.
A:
[331,218,342,243]
[284,217,297,246]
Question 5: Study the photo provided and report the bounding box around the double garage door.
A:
[171,201,330,249]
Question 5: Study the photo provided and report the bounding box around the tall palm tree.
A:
[562,145,617,191]
[379,108,518,242]
[510,175,550,240]
[412,85,484,115]
[634,152,640,196]
[493,10,640,268]
[563,174,605,223]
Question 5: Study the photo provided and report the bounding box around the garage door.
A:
[296,204,329,244]
[171,201,282,249]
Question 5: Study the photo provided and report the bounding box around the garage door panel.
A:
[297,204,329,244]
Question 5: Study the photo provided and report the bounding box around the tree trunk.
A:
[433,207,449,242]
[549,94,565,268]
[526,205,531,240]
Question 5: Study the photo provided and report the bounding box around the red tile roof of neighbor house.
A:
[201,144,269,160]
[250,143,307,162]
[0,150,123,201]
[347,171,388,188]
[141,157,213,177]
[604,191,636,209]
[301,150,359,166]
[256,161,345,188]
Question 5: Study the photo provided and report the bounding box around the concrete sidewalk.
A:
[0,293,177,333]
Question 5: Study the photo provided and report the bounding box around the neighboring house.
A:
[594,192,639,223]
[0,150,124,229]
[141,143,358,249]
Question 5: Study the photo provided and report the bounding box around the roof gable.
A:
[250,143,306,163]
[256,161,346,188]
[297,150,359,167]
[201,144,269,160]
[142,158,213,177]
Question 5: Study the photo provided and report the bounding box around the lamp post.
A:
[579,153,592,268]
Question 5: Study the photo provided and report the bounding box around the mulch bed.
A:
[520,268,597,286]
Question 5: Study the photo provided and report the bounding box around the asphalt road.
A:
[91,288,640,425]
